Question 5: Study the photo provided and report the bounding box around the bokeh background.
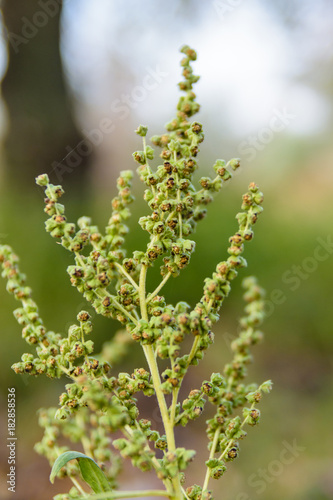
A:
[0,1,332,499]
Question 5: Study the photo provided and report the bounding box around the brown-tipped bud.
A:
[77,311,90,322]
[227,447,238,459]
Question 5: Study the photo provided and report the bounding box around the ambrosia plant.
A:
[0,46,272,500]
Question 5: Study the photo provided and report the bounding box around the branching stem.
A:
[114,262,139,290]
[71,476,88,497]
[84,490,170,499]
[202,426,221,492]
[139,264,183,499]
[146,271,172,304]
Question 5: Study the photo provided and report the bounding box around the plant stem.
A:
[139,266,174,447]
[132,422,173,496]
[181,486,191,500]
[95,290,138,325]
[77,414,93,458]
[170,387,180,426]
[84,490,170,499]
[187,336,200,366]
[139,264,183,500]
[143,137,156,195]
[202,426,221,492]
[146,271,172,304]
[218,410,253,462]
[186,297,214,367]
[174,155,183,239]
[144,344,176,445]
[70,476,88,497]
[138,264,149,322]
[114,262,139,290]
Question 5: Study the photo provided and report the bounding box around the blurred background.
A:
[0,0,332,499]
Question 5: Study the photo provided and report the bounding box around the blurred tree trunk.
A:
[1,0,89,187]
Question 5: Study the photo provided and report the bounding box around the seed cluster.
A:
[133,45,242,278]
[0,45,272,500]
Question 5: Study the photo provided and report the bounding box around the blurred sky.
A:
[0,0,332,174]
[0,0,333,141]
[58,0,331,134]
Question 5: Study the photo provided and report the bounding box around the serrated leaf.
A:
[50,451,112,495]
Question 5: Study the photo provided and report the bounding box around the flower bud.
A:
[135,124,148,137]
[35,174,49,186]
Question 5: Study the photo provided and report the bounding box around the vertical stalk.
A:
[202,426,221,493]
[138,264,183,499]
[71,476,88,497]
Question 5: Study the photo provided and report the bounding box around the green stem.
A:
[94,290,138,325]
[139,267,174,447]
[146,271,172,304]
[217,405,256,464]
[71,476,88,497]
[175,164,183,239]
[77,414,93,458]
[73,253,138,326]
[196,175,221,196]
[187,336,200,366]
[132,422,173,495]
[142,344,175,452]
[172,297,214,424]
[186,298,214,367]
[84,490,170,499]
[59,365,76,380]
[75,252,86,267]
[138,264,183,500]
[110,299,137,324]
[114,262,139,290]
[138,264,149,323]
[202,426,221,492]
[143,137,156,195]
[170,387,180,426]
[181,486,191,500]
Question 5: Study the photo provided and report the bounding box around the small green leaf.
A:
[50,451,112,494]
[260,380,273,393]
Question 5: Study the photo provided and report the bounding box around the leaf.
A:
[260,379,273,393]
[50,451,112,495]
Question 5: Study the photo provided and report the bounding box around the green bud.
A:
[145,145,154,160]
[246,391,262,404]
[260,380,273,393]
[84,340,94,354]
[35,173,49,186]
[227,158,241,171]
[77,310,90,322]
[132,151,146,164]
[55,407,71,420]
[77,216,92,229]
[210,373,224,387]
[211,464,227,478]
[135,124,148,137]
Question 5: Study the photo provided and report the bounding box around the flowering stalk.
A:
[0,45,272,500]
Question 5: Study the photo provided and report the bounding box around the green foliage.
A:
[0,45,271,500]
[50,451,112,495]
